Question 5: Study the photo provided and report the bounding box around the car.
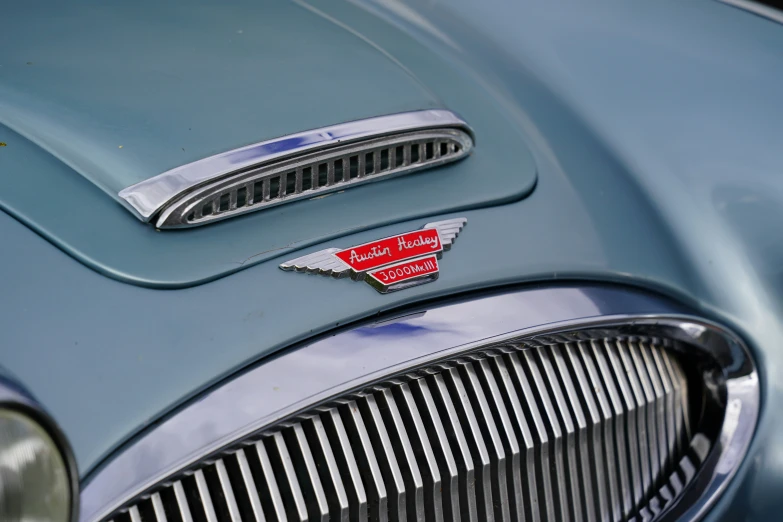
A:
[1,0,781,521]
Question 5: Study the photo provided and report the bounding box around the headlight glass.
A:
[0,408,71,522]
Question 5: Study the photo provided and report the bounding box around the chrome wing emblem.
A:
[280,218,467,293]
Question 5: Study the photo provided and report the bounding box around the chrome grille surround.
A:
[80,286,759,522]
[155,128,472,229]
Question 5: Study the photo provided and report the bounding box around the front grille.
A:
[155,128,472,229]
[110,336,706,522]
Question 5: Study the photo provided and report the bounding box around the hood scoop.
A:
[119,110,473,229]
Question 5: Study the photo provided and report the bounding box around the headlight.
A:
[0,377,78,522]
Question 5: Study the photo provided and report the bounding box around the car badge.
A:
[280,218,466,293]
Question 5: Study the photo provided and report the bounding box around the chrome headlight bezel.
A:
[0,374,79,522]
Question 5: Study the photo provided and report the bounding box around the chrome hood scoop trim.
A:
[121,110,473,227]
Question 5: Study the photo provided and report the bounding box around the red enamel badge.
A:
[280,218,466,293]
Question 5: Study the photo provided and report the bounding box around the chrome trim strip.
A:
[718,0,783,25]
[79,285,759,522]
[118,110,472,221]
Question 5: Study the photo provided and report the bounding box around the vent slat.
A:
[338,401,388,522]
[396,382,444,521]
[108,337,699,522]
[616,341,653,504]
[303,416,351,522]
[506,352,556,522]
[262,179,271,202]
[409,378,461,522]
[255,440,288,521]
[290,424,330,521]
[322,408,369,522]
[270,432,309,521]
[442,365,495,521]
[235,449,267,522]
[376,387,424,520]
[474,358,525,522]
[629,341,660,496]
[567,343,612,522]
[522,350,571,522]
[195,470,219,522]
[537,349,582,522]
[214,459,242,522]
[151,493,168,522]
[457,361,511,522]
[428,373,479,522]
[603,340,645,512]
[356,394,403,521]
[637,342,668,488]
[129,506,142,522]
[591,340,634,519]
[490,355,539,522]
[552,344,596,522]
[173,481,194,522]
[650,345,677,477]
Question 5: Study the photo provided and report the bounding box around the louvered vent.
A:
[155,129,472,229]
[107,336,708,522]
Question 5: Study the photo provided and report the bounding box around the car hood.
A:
[0,0,447,198]
[0,0,537,286]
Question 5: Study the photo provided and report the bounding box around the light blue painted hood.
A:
[0,0,537,286]
[0,0,441,198]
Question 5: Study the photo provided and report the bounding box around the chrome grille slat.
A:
[457,360,511,522]
[173,481,195,522]
[156,128,473,228]
[195,469,219,522]
[474,357,525,522]
[214,459,242,522]
[354,395,399,521]
[650,345,677,476]
[128,506,141,522]
[505,352,555,522]
[409,378,459,521]
[320,407,368,522]
[374,387,422,521]
[618,340,653,504]
[301,417,350,522]
[629,341,660,496]
[254,440,288,521]
[552,344,596,522]
[235,449,266,522]
[604,340,645,511]
[521,350,570,522]
[591,340,634,519]
[489,355,539,522]
[268,432,309,521]
[395,382,444,522]
[569,342,614,522]
[289,424,330,521]
[151,494,168,522]
[639,342,668,488]
[428,372,479,521]
[537,348,583,522]
[337,401,388,522]
[110,337,703,522]
[440,364,495,521]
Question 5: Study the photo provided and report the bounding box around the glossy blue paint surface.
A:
[0,0,536,286]
[1,0,783,519]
